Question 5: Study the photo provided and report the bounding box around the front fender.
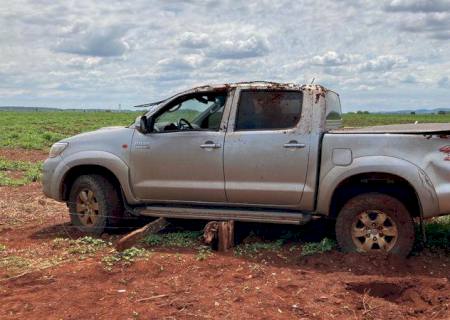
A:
[316,156,439,218]
[56,151,138,204]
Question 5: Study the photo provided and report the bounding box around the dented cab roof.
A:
[134,82,332,108]
[187,81,329,92]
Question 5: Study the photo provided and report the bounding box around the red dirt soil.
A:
[0,183,449,320]
[0,148,48,163]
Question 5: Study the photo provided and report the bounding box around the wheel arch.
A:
[58,151,138,204]
[62,165,120,201]
[317,156,439,219]
[328,172,421,219]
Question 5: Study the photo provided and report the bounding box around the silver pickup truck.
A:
[43,82,450,256]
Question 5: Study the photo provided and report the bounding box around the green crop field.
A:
[0,111,139,150]
[1,110,450,150]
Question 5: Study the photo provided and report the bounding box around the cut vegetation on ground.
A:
[0,158,42,186]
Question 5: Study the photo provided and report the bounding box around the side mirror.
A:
[139,115,155,134]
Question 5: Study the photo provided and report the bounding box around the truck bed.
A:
[330,123,450,134]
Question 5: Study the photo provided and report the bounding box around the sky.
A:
[0,0,449,112]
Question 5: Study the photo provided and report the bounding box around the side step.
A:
[135,205,311,225]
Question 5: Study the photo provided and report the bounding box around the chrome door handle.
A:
[283,141,306,149]
[200,143,221,149]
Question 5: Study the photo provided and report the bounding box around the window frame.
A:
[234,89,304,132]
[151,91,228,134]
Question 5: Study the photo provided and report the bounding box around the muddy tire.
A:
[68,175,124,235]
[335,193,415,256]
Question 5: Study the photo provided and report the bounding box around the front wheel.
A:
[68,174,124,235]
[335,193,415,256]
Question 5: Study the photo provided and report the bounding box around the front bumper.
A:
[42,156,66,201]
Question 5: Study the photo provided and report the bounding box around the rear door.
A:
[224,87,311,206]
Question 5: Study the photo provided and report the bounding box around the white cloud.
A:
[401,74,417,83]
[207,35,270,59]
[311,51,361,66]
[0,0,448,111]
[178,32,210,48]
[55,25,131,57]
[157,54,206,70]
[358,55,408,72]
[356,84,375,91]
[399,12,450,32]
[438,76,449,88]
[383,2,450,40]
[384,0,450,13]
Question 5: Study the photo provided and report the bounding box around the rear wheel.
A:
[335,193,415,256]
[68,175,124,235]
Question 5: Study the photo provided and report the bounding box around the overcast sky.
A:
[0,0,449,111]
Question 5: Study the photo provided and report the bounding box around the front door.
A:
[224,88,310,206]
[130,91,231,203]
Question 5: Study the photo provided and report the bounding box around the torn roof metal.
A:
[133,81,331,108]
[132,99,168,108]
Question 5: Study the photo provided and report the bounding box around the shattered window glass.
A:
[235,91,302,130]
[155,93,226,132]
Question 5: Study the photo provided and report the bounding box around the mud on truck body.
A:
[43,82,450,256]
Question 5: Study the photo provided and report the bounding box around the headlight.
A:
[49,142,68,158]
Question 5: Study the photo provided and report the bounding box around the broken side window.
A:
[235,90,303,130]
[154,92,227,132]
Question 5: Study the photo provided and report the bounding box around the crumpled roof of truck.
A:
[190,81,329,92]
[134,82,331,108]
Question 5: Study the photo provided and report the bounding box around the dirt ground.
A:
[0,148,48,162]
[0,152,449,320]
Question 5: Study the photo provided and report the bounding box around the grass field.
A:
[1,110,450,150]
[0,110,449,252]
[0,111,139,150]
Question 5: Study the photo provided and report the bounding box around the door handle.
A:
[283,141,306,149]
[200,142,221,149]
[134,142,149,149]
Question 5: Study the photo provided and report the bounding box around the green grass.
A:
[301,238,336,256]
[234,239,284,257]
[143,230,203,247]
[0,111,139,150]
[0,250,65,277]
[102,247,150,270]
[0,255,32,273]
[195,246,213,261]
[52,236,109,256]
[424,216,450,252]
[0,158,43,186]
[2,110,450,150]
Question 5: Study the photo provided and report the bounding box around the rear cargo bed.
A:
[330,123,450,134]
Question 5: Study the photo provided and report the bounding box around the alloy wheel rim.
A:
[75,189,100,226]
[351,210,398,252]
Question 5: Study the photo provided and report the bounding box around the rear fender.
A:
[317,156,439,218]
